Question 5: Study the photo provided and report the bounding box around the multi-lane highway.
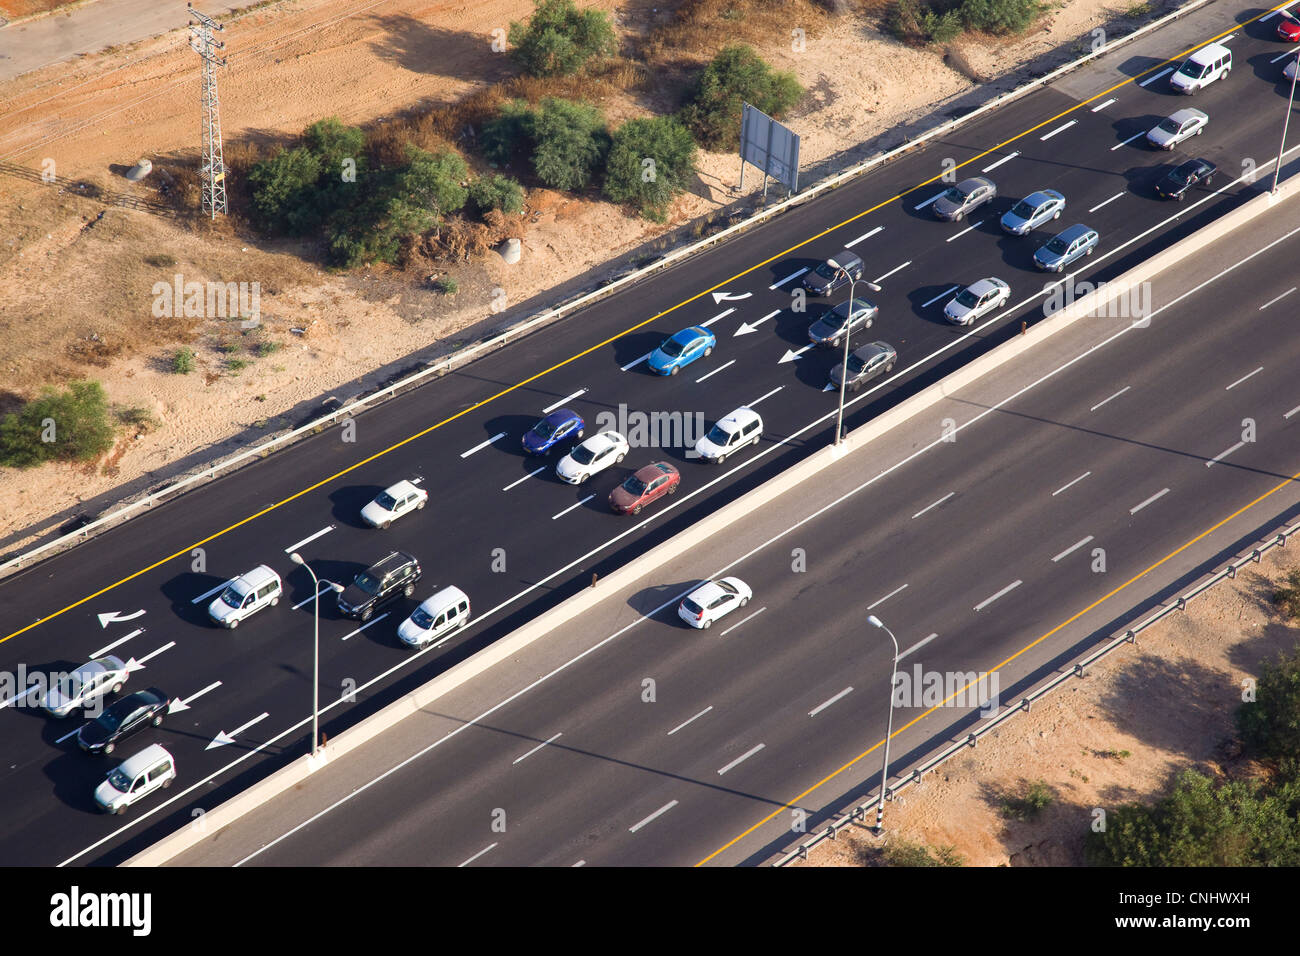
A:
[1,0,1298,866]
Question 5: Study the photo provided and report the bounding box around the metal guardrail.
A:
[772,515,1300,866]
[0,0,1218,580]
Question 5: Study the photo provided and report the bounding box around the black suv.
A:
[77,688,170,755]
[337,551,422,621]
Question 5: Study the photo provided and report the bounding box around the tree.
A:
[678,45,803,151]
[602,116,696,221]
[0,381,116,469]
[1237,646,1300,767]
[246,146,322,234]
[468,174,525,216]
[529,98,610,191]
[508,0,617,78]
[481,100,536,167]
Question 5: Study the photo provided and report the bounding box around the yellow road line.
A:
[2,7,1279,648]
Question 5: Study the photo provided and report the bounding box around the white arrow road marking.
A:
[460,433,505,458]
[97,610,145,628]
[843,226,882,247]
[542,388,587,413]
[133,643,174,666]
[192,578,235,604]
[621,351,653,371]
[779,344,814,364]
[207,712,270,750]
[169,681,222,714]
[700,307,735,327]
[341,613,390,641]
[734,309,780,336]
[284,525,334,554]
[711,291,752,303]
[769,267,808,289]
[90,629,143,659]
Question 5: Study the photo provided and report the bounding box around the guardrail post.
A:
[966,734,977,748]
[1020,697,1032,712]
[1228,565,1237,580]
[1279,532,1288,547]
[1175,596,1186,612]
[1124,630,1136,644]
[1073,663,1085,678]
[1252,549,1262,563]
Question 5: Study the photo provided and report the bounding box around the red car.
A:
[1279,14,1300,42]
[609,462,680,515]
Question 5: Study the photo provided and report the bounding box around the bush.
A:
[1237,644,1300,765]
[171,347,195,374]
[922,6,964,42]
[678,45,803,151]
[888,0,962,43]
[529,98,610,191]
[960,0,1045,34]
[1001,779,1055,820]
[508,0,617,78]
[251,340,282,357]
[602,116,697,221]
[468,174,525,216]
[246,146,323,235]
[481,100,536,167]
[1273,570,1300,619]
[0,381,116,469]
[881,840,964,866]
[435,276,459,294]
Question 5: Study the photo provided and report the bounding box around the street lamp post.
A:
[867,614,900,833]
[1272,50,1300,195]
[829,258,881,448]
[290,552,342,759]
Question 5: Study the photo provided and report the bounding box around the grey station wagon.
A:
[1033,224,1099,272]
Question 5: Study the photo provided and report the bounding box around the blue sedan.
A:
[1000,189,1065,236]
[522,409,584,454]
[647,326,715,376]
[1033,224,1099,273]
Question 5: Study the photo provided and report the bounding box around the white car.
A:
[208,565,282,628]
[678,577,752,629]
[40,656,130,718]
[694,408,763,464]
[361,479,428,528]
[555,431,628,484]
[1146,108,1208,150]
[397,586,471,648]
[944,277,1010,326]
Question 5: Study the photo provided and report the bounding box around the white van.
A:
[94,744,176,814]
[693,407,763,464]
[398,586,471,648]
[1170,42,1231,94]
[208,565,282,628]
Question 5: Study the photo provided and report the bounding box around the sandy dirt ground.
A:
[0,0,1128,552]
[808,547,1300,867]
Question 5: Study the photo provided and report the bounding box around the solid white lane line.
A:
[867,584,908,610]
[1129,488,1170,514]
[1138,66,1172,87]
[1052,472,1091,497]
[542,389,587,414]
[1088,192,1126,213]
[340,613,390,640]
[513,732,562,765]
[912,491,954,519]
[913,192,944,210]
[1040,120,1076,141]
[873,261,911,283]
[551,495,595,520]
[700,308,735,328]
[717,743,765,775]
[503,466,547,491]
[56,726,81,744]
[696,359,735,383]
[668,706,713,736]
[1207,442,1245,467]
[191,578,235,604]
[1090,385,1130,411]
[90,629,143,659]
[1226,367,1263,390]
[1219,32,1235,41]
[461,433,505,458]
[1271,49,1296,63]
[459,843,497,867]
[1052,536,1095,563]
[1285,404,1300,420]
[1259,287,1295,310]
[748,386,784,407]
[974,580,1022,612]
[720,606,766,636]
[945,221,982,242]
[621,351,653,371]
[629,800,678,832]
[283,525,333,555]
[1110,131,1145,151]
[922,285,959,308]
[1091,97,1116,112]
[897,633,938,663]
[809,687,853,717]
[770,267,808,289]
[134,642,175,665]
[292,581,339,610]
[844,226,882,247]
[981,151,1019,172]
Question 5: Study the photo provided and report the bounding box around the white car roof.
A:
[1186,42,1229,63]
[581,431,623,454]
[1169,108,1206,124]
[117,744,173,778]
[383,479,422,499]
[965,278,1005,297]
[687,581,728,605]
[235,565,279,590]
[715,407,760,432]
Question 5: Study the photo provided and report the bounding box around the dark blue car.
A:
[522,409,584,454]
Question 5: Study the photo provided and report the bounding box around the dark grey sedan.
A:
[801,250,864,296]
[830,341,897,392]
[807,297,878,348]
[932,176,997,221]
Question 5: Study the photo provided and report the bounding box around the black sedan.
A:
[1154,158,1216,200]
[77,688,170,755]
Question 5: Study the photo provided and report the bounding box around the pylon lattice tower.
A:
[188,3,228,219]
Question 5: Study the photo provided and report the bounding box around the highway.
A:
[0,0,1297,866]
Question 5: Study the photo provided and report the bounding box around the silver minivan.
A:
[1169,42,1230,94]
[694,407,763,463]
[398,586,471,648]
[208,565,282,628]
[94,743,176,814]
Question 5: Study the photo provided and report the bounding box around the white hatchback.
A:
[678,577,752,629]
[555,431,628,484]
[694,408,763,464]
[361,479,428,528]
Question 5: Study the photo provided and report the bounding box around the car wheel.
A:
[716,453,726,464]
[1086,247,1094,256]
[1196,127,1203,135]
[111,682,123,694]
[830,337,841,349]
[864,317,873,329]
[270,597,279,607]
[1204,176,1213,187]
[739,597,749,608]
[670,365,679,376]
[162,778,172,789]
[417,500,425,510]
[1053,210,1061,220]
[632,504,642,515]
[1176,192,1185,202]
[953,211,963,222]
[381,519,392,529]
[703,346,713,357]
[702,618,712,630]
[228,618,239,629]
[885,361,895,373]
[576,473,587,484]
[403,583,415,598]
[668,483,677,495]
[105,742,115,755]
[615,452,625,464]
[151,714,163,727]
[361,606,373,622]
[576,429,584,439]
[1222,68,1230,79]
[851,380,862,393]
[114,805,125,815]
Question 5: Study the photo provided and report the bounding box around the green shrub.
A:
[508,0,617,78]
[171,347,195,374]
[246,146,323,235]
[602,116,697,221]
[881,840,964,866]
[468,174,525,216]
[678,45,803,151]
[1237,644,1300,765]
[530,98,610,190]
[226,358,251,373]
[1273,570,1300,620]
[1001,779,1055,820]
[0,381,116,469]
[251,339,282,357]
[922,6,964,41]
[481,100,536,167]
[435,276,459,294]
[394,146,469,218]
[960,0,1045,34]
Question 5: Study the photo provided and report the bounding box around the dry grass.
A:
[0,0,81,17]
[639,0,833,68]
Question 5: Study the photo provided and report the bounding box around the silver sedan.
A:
[931,176,997,222]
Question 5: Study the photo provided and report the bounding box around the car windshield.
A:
[96,707,126,732]
[943,186,968,203]
[954,288,980,308]
[717,581,738,595]
[1010,199,1037,218]
[531,419,556,439]
[219,586,246,609]
[660,337,685,357]
[570,444,596,465]
[623,476,647,496]
[374,492,398,510]
[1177,61,1205,77]
[107,768,132,792]
[846,354,868,374]
[410,607,434,629]
[354,572,381,595]
[1170,167,1194,185]
[705,424,734,444]
[813,262,837,279]
[1045,236,1069,254]
[1157,117,1181,134]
